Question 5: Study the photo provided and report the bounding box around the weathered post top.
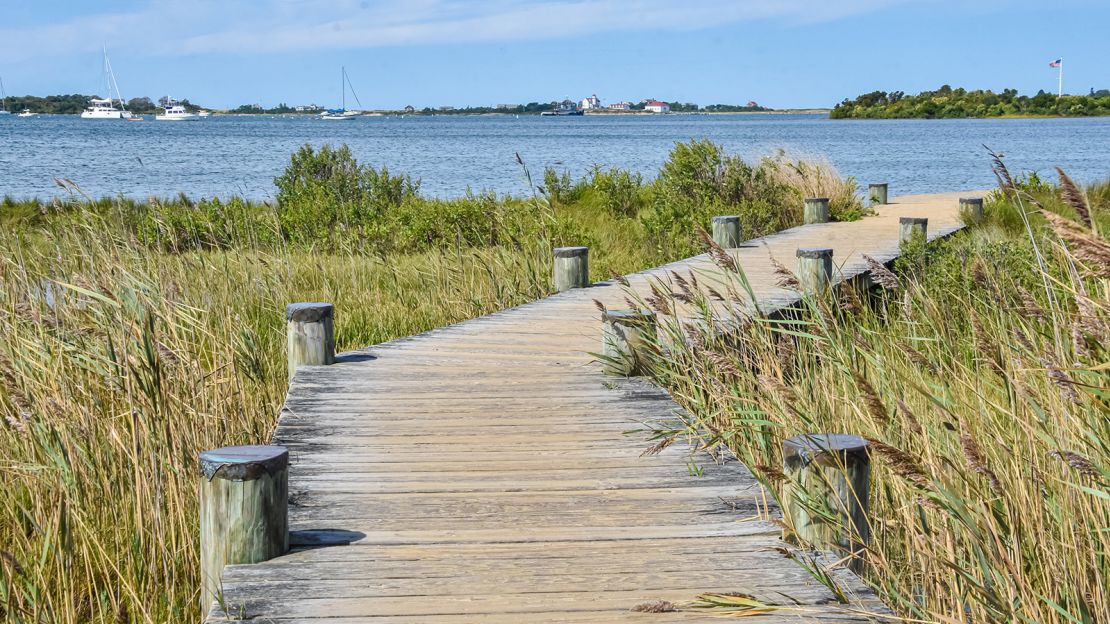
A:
[959,197,984,223]
[899,217,928,244]
[553,246,590,292]
[869,183,889,205]
[803,197,830,225]
[286,302,336,381]
[710,216,743,248]
[199,445,289,612]
[285,302,334,323]
[200,444,289,481]
[601,308,657,377]
[783,433,870,468]
[796,247,834,295]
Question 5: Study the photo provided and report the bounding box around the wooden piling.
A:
[286,303,335,381]
[899,217,928,244]
[869,183,889,206]
[199,445,289,612]
[803,198,830,225]
[796,248,833,294]
[782,433,871,572]
[710,216,742,248]
[553,246,589,292]
[601,309,656,376]
[959,197,984,223]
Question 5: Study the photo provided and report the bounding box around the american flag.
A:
[1049,59,1062,68]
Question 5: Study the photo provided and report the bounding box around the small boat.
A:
[17,109,37,118]
[320,66,363,119]
[197,110,212,118]
[81,47,135,120]
[0,76,10,115]
[156,99,199,121]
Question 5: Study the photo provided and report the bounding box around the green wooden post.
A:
[899,217,928,244]
[959,197,984,223]
[796,248,833,294]
[601,309,656,376]
[199,445,289,612]
[803,197,830,224]
[554,246,589,292]
[286,303,335,381]
[711,216,742,248]
[782,434,871,573]
[869,183,889,206]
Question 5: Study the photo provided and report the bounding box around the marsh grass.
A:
[641,168,1110,623]
[0,140,862,622]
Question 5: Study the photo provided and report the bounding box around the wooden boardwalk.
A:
[208,193,971,622]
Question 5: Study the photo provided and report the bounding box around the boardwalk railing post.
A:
[869,183,889,206]
[796,248,833,294]
[553,246,589,292]
[899,217,928,244]
[286,302,335,381]
[803,197,830,225]
[710,216,742,248]
[199,445,289,612]
[959,197,984,224]
[601,309,656,376]
[782,434,871,573]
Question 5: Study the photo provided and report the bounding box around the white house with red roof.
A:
[580,94,602,110]
[644,100,670,113]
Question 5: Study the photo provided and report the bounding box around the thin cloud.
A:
[2,0,916,60]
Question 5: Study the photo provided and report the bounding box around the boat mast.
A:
[341,67,345,112]
[0,76,7,112]
[104,46,127,109]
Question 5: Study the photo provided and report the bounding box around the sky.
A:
[1,0,1107,110]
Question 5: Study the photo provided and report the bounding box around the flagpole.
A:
[1058,58,1063,97]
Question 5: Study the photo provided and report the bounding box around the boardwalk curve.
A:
[208,192,972,622]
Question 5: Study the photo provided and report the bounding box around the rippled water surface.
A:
[2,113,1108,200]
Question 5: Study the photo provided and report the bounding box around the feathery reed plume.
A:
[1047,450,1102,481]
[853,372,889,423]
[631,600,676,613]
[769,254,799,290]
[640,435,677,457]
[959,424,1004,495]
[623,296,640,311]
[753,464,786,484]
[707,351,743,380]
[985,145,1014,196]
[1055,166,1093,231]
[1039,355,1080,403]
[863,255,899,290]
[683,323,707,350]
[904,344,938,375]
[593,299,607,314]
[610,271,630,287]
[895,400,924,435]
[705,285,725,301]
[867,439,932,489]
[698,227,738,272]
[1018,290,1046,321]
[1040,210,1110,277]
[838,283,861,313]
[646,282,674,315]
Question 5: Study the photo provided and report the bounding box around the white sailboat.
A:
[81,47,136,120]
[0,76,10,115]
[156,99,199,121]
[320,67,362,120]
[18,109,37,118]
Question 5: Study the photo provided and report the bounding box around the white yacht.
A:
[81,47,135,120]
[17,109,36,118]
[156,100,199,121]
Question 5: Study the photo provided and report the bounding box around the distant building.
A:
[608,101,631,111]
[495,103,520,110]
[295,104,322,112]
[580,94,602,110]
[747,101,760,108]
[644,100,670,113]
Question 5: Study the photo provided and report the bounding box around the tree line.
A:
[1,94,203,114]
[831,85,1110,118]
